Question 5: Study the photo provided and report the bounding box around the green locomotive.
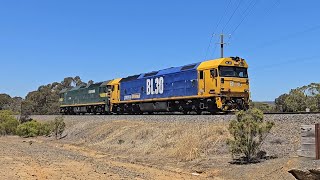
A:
[59,81,111,114]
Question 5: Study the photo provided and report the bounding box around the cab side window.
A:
[199,71,204,80]
[210,69,217,78]
[100,87,105,93]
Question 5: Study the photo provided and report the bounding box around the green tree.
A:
[0,94,22,113]
[10,97,23,114]
[73,76,85,86]
[275,83,320,112]
[275,94,289,112]
[62,77,74,88]
[284,89,307,112]
[23,76,85,115]
[88,80,94,85]
[227,108,274,163]
[20,100,33,123]
[0,94,12,110]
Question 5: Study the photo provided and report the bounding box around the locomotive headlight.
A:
[244,89,249,92]
[246,79,249,85]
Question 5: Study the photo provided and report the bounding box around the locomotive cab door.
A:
[198,70,205,95]
[209,69,218,94]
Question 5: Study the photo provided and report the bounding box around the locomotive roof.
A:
[59,88,70,94]
[100,80,111,86]
[119,57,246,82]
[59,80,110,94]
[119,62,202,82]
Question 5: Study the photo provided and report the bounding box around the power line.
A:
[212,0,232,34]
[261,0,281,19]
[211,36,219,58]
[204,0,232,60]
[229,0,260,36]
[251,56,320,71]
[247,24,320,52]
[211,0,244,59]
[222,0,244,32]
[227,0,280,45]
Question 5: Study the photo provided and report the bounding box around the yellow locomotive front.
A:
[197,56,250,111]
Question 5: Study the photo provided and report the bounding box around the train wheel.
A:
[196,110,202,115]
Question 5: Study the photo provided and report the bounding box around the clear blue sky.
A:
[0,0,319,101]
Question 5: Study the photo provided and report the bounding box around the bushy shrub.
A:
[39,122,54,136]
[0,110,65,138]
[227,108,274,163]
[16,120,41,137]
[0,110,19,135]
[16,120,56,137]
[52,116,66,139]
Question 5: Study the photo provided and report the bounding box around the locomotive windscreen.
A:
[219,66,248,78]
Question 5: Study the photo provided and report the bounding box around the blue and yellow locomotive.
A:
[59,57,249,114]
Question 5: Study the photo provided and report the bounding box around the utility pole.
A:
[219,34,226,58]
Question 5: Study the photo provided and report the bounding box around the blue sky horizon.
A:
[0,0,319,101]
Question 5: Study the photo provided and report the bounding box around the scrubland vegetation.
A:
[0,76,91,115]
[251,83,320,113]
[0,110,65,138]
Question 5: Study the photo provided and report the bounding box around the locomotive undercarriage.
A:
[220,96,249,111]
[60,104,108,115]
[60,96,249,115]
[112,98,220,115]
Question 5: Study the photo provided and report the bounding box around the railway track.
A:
[263,111,320,115]
[27,111,320,117]
[27,112,320,125]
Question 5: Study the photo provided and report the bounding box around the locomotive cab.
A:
[197,57,250,111]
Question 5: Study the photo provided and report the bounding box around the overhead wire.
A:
[251,56,320,71]
[248,55,320,82]
[260,0,281,20]
[212,0,244,58]
[211,0,244,58]
[228,0,260,37]
[204,0,232,60]
[227,0,280,44]
[222,0,244,32]
[246,24,320,52]
[213,0,319,89]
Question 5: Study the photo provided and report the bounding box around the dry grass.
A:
[67,120,230,162]
[171,122,228,159]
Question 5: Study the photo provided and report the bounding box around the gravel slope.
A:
[25,114,320,179]
[32,114,320,158]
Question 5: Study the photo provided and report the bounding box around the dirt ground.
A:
[0,136,317,180]
[1,115,320,180]
[0,136,205,180]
